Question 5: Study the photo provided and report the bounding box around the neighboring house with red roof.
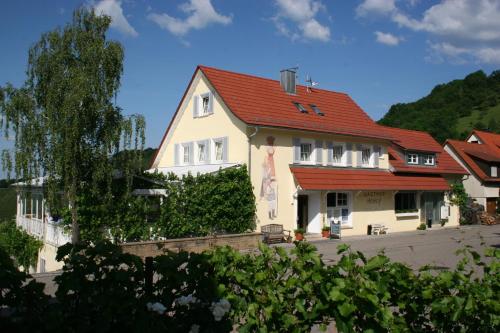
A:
[150,66,466,237]
[444,130,500,214]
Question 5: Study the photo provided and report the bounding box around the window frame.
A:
[213,138,224,163]
[361,146,372,167]
[395,192,418,213]
[423,154,435,166]
[309,104,324,116]
[197,141,207,164]
[182,143,191,165]
[293,102,308,113]
[298,139,316,164]
[200,93,211,116]
[331,143,346,166]
[407,153,419,165]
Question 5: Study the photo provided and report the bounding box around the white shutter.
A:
[222,137,228,162]
[327,142,333,164]
[293,138,301,163]
[193,95,199,118]
[188,142,194,164]
[346,143,352,166]
[174,144,180,166]
[315,140,323,165]
[209,92,214,115]
[356,144,363,167]
[373,145,381,168]
[205,139,211,163]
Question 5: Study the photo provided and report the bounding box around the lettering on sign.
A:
[362,192,385,206]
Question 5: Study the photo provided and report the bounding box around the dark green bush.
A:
[1,241,498,332]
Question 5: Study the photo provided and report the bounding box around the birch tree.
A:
[0,8,145,243]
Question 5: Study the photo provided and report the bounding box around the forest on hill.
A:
[378,70,500,143]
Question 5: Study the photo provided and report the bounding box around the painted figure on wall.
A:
[260,136,278,219]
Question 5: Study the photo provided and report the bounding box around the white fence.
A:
[16,215,71,247]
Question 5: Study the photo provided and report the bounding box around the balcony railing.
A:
[16,215,71,247]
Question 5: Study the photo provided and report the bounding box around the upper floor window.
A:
[193,92,213,117]
[361,147,371,166]
[300,143,312,161]
[183,144,191,164]
[293,102,308,113]
[310,104,324,116]
[407,153,419,164]
[197,142,206,163]
[201,94,210,115]
[332,145,344,164]
[424,154,435,166]
[214,140,223,161]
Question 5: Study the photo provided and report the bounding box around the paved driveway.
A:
[304,224,500,270]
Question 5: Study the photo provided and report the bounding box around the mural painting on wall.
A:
[260,136,278,219]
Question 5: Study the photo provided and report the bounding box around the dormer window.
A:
[407,153,419,164]
[424,154,435,166]
[310,104,324,116]
[293,102,308,113]
[202,95,210,114]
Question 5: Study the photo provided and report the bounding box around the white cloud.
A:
[356,0,396,17]
[359,0,500,64]
[148,0,232,37]
[94,0,138,37]
[374,31,401,46]
[273,0,330,42]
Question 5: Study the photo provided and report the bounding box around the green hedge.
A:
[71,165,256,242]
[1,241,499,332]
[0,220,42,269]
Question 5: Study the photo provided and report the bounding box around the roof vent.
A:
[280,67,297,94]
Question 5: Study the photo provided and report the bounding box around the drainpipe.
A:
[247,126,259,175]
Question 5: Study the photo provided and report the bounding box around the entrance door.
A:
[486,198,497,214]
[297,195,309,230]
[421,192,443,227]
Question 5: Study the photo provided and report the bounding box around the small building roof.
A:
[387,147,467,175]
[445,138,500,183]
[290,167,451,191]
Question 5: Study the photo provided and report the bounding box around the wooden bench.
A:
[261,224,292,244]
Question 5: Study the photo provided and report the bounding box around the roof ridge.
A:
[198,64,349,96]
[380,125,434,136]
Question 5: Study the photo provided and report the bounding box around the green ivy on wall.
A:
[0,220,43,269]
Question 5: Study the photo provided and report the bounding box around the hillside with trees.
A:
[378,70,500,143]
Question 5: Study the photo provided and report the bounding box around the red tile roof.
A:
[445,139,500,183]
[388,147,467,175]
[380,126,442,153]
[199,66,393,141]
[470,130,500,152]
[290,167,451,191]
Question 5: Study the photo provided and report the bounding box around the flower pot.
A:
[322,230,330,238]
[295,232,304,241]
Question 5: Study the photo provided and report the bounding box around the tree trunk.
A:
[69,180,80,244]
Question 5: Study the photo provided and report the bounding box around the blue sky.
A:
[1,0,500,167]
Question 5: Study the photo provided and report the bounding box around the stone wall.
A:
[120,233,261,258]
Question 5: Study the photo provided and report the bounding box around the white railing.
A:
[16,215,71,247]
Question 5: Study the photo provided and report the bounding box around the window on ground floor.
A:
[395,192,417,212]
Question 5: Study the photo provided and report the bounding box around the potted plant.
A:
[294,228,305,241]
[321,225,330,238]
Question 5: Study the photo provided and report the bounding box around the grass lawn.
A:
[456,104,500,135]
[0,188,16,221]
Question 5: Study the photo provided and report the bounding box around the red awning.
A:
[290,167,451,191]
